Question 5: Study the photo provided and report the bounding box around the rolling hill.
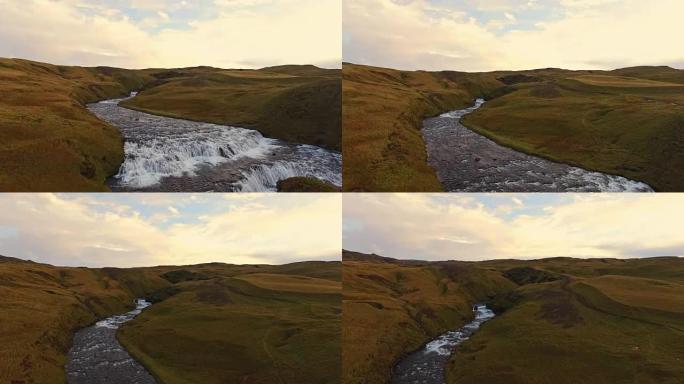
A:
[0,256,341,384]
[342,250,684,384]
[343,63,684,191]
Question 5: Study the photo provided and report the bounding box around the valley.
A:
[342,250,684,384]
[0,255,341,384]
[342,63,684,192]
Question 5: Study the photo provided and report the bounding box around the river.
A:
[391,305,495,384]
[88,93,342,192]
[422,99,653,192]
[65,299,156,384]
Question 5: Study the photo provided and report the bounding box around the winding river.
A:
[391,305,495,384]
[88,93,342,192]
[66,299,156,384]
[422,99,653,192]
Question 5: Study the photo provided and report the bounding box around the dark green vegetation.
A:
[277,177,341,192]
[343,250,684,384]
[343,63,684,191]
[0,58,340,191]
[0,255,341,384]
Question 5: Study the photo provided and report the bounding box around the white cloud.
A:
[0,0,341,69]
[0,194,341,267]
[343,194,684,261]
[343,0,684,71]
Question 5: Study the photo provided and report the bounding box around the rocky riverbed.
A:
[391,305,495,384]
[423,99,653,192]
[65,299,156,384]
[88,93,341,192]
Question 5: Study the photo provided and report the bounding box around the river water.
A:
[65,299,157,384]
[391,305,495,384]
[422,99,653,192]
[88,93,342,192]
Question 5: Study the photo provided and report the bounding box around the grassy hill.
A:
[0,58,152,191]
[343,63,684,191]
[343,250,684,384]
[0,256,341,384]
[0,58,340,191]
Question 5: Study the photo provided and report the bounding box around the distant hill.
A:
[343,250,684,383]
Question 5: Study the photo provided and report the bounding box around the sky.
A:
[344,193,684,261]
[0,193,341,268]
[343,0,684,71]
[0,0,341,69]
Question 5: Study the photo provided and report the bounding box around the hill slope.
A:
[342,63,503,191]
[0,58,152,191]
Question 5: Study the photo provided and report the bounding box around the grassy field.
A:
[119,262,341,384]
[344,63,684,191]
[122,65,341,151]
[0,58,340,191]
[343,251,684,384]
[0,58,152,191]
[0,256,341,384]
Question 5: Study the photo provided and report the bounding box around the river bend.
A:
[422,99,653,192]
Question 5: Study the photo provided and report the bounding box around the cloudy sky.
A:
[344,194,684,261]
[343,0,684,71]
[0,194,341,267]
[0,0,341,69]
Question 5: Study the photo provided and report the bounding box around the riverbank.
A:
[66,300,157,384]
[424,99,653,192]
[391,305,495,384]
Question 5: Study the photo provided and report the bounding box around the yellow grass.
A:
[235,273,341,293]
[572,74,684,87]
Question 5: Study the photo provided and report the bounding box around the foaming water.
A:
[88,93,341,191]
[66,299,156,384]
[237,145,343,192]
[391,305,495,384]
[423,99,653,192]
[95,299,151,329]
